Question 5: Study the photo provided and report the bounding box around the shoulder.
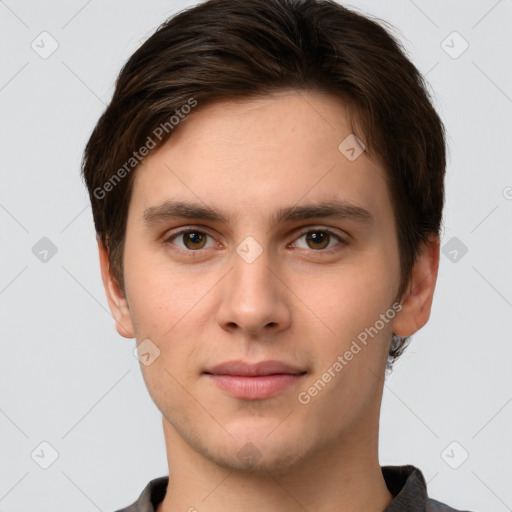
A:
[381,464,478,512]
[426,495,477,512]
[113,476,168,512]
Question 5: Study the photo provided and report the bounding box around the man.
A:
[81,0,474,510]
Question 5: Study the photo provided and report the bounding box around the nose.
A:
[215,242,292,337]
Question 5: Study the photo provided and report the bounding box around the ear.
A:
[97,237,135,339]
[392,234,440,337]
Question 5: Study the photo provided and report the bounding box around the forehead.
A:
[129,90,393,231]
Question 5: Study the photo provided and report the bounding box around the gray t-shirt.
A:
[114,464,475,511]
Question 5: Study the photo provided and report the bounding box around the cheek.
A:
[290,255,397,373]
[297,262,395,329]
[127,274,203,341]
[123,234,207,338]
[124,259,215,396]
[125,266,207,399]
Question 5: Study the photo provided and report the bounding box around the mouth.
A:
[204,359,307,377]
[203,360,307,400]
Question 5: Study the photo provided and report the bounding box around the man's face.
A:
[117,90,403,473]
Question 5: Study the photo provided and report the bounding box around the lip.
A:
[205,374,306,400]
[204,359,306,377]
[204,360,307,400]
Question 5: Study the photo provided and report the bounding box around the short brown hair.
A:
[81,0,446,370]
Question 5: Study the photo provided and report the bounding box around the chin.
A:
[206,427,311,476]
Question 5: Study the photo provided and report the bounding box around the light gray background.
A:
[1,0,511,511]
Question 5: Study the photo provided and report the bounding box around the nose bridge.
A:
[216,233,290,333]
[231,235,276,304]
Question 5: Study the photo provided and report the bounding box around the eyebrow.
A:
[142,199,374,228]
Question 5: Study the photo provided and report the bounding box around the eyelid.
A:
[293,225,347,241]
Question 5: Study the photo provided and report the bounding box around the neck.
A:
[157,418,393,512]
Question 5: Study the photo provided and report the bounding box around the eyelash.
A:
[162,226,348,256]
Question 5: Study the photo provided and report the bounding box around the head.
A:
[82,0,445,474]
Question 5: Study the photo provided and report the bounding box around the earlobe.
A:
[392,235,440,338]
[97,237,135,339]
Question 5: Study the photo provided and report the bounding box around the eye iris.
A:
[306,231,329,250]
[183,232,206,250]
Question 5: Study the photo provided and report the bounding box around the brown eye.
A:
[166,229,214,251]
[293,228,345,252]
[305,231,330,250]
[182,231,207,250]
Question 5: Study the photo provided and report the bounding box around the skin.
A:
[99,90,439,512]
